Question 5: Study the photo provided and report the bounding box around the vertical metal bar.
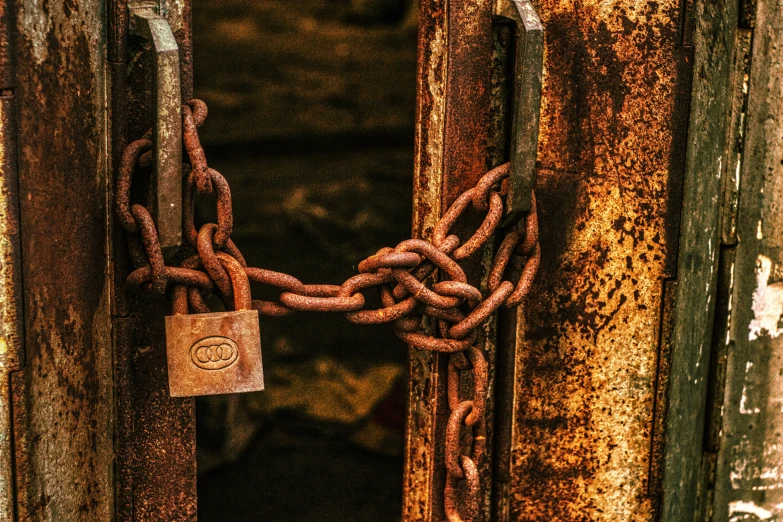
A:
[0,92,22,522]
[403,0,447,518]
[404,0,494,520]
[0,0,18,518]
[487,5,543,514]
[491,306,516,521]
[132,9,182,260]
[494,0,543,219]
[113,2,196,520]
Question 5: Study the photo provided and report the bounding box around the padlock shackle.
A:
[215,252,252,311]
[170,253,251,314]
[171,256,204,315]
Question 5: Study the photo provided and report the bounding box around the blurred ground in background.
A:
[192,1,417,520]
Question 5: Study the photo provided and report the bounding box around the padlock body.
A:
[165,309,264,397]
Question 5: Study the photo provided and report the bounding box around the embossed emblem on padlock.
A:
[190,336,239,370]
[165,253,264,397]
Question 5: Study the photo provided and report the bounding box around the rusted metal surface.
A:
[0,93,22,521]
[708,0,783,518]
[441,2,492,206]
[406,0,495,519]
[108,0,128,63]
[404,1,447,515]
[0,0,14,90]
[507,0,694,518]
[118,308,197,521]
[11,0,114,519]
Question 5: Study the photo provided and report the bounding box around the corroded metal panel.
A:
[403,0,446,518]
[710,0,783,518]
[10,0,114,519]
[0,0,13,89]
[508,0,692,519]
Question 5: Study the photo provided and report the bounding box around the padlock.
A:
[165,252,264,397]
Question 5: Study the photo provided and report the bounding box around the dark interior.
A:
[192,1,418,520]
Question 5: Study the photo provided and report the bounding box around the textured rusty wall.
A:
[508,0,691,519]
[10,0,114,519]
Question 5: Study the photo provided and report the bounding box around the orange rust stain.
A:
[510,0,685,519]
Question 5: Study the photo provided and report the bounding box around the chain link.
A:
[115,99,540,521]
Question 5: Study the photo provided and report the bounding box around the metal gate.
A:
[0,0,781,520]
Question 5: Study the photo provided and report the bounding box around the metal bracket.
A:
[131,6,182,259]
[495,0,543,221]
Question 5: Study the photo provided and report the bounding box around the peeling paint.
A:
[748,255,783,341]
[729,500,773,519]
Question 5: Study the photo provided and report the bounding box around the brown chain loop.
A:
[444,455,480,522]
[130,204,167,296]
[183,104,211,194]
[116,99,541,519]
[116,138,152,233]
[279,285,365,313]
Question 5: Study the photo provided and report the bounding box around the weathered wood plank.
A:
[710,0,783,518]
[659,0,738,518]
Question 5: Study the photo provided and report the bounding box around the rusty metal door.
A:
[404,0,783,521]
[403,0,694,517]
[1,0,118,519]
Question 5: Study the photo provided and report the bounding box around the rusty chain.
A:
[116,99,540,521]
